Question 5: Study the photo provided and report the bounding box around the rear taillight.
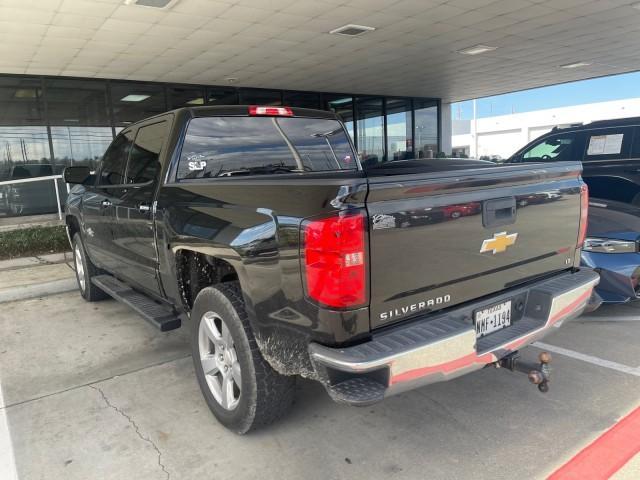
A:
[302,211,367,309]
[578,183,589,247]
[248,105,294,117]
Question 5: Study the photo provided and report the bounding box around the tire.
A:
[72,233,109,302]
[191,282,295,434]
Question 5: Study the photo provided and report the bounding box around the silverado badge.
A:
[480,231,518,254]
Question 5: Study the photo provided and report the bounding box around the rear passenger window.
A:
[177,116,357,180]
[126,121,168,184]
[521,133,578,162]
[583,127,632,161]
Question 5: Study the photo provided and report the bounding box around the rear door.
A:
[579,126,638,203]
[83,131,133,269]
[110,118,170,294]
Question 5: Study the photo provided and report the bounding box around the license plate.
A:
[475,300,512,338]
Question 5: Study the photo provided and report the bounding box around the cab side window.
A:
[521,133,578,162]
[126,121,168,184]
[583,127,632,161]
[99,131,134,186]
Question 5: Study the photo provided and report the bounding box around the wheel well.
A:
[175,249,239,312]
[66,215,80,241]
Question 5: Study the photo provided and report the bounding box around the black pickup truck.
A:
[64,105,599,434]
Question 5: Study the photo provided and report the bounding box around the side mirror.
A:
[63,166,90,185]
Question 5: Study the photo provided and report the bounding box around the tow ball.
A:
[497,351,552,393]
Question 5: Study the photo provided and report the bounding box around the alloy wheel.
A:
[74,243,86,293]
[198,311,242,410]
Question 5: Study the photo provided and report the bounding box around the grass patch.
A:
[0,225,69,260]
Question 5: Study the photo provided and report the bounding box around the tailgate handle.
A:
[483,197,516,228]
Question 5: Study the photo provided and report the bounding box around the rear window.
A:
[177,116,356,179]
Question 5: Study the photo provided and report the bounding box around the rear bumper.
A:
[309,269,599,405]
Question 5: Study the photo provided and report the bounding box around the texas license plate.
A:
[475,300,512,337]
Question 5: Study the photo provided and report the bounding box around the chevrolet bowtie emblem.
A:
[480,231,518,254]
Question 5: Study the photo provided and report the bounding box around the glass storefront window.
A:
[44,78,110,126]
[414,99,438,159]
[50,126,113,170]
[325,95,354,141]
[0,126,50,178]
[168,85,206,109]
[110,82,167,126]
[386,98,413,161]
[207,87,238,105]
[283,91,321,109]
[239,89,281,106]
[0,77,50,184]
[0,76,45,128]
[44,79,112,173]
[356,97,384,166]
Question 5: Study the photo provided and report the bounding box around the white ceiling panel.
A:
[1,0,640,102]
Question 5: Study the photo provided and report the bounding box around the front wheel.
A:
[191,282,295,434]
[72,233,108,302]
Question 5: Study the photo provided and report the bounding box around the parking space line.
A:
[532,342,640,377]
[578,316,640,322]
[548,406,640,480]
[0,385,19,480]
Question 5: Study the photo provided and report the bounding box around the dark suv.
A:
[510,117,640,303]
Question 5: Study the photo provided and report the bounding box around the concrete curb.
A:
[0,252,72,272]
[0,278,78,303]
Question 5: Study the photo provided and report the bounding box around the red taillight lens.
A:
[302,212,367,309]
[248,105,294,116]
[578,183,589,247]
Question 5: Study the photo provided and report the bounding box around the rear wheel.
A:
[191,282,295,434]
[72,233,108,302]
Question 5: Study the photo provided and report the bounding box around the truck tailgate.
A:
[366,162,583,329]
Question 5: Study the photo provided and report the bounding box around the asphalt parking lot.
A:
[1,267,639,480]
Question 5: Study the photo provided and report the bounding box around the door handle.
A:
[138,204,151,213]
[101,199,112,207]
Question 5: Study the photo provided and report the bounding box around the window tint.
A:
[521,133,578,162]
[583,127,632,161]
[177,116,356,179]
[126,121,168,184]
[99,131,133,186]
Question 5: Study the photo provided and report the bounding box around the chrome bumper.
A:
[309,269,599,404]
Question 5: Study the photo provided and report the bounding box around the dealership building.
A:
[2,0,640,218]
[453,98,640,159]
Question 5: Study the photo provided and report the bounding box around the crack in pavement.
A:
[90,385,170,480]
[0,354,190,411]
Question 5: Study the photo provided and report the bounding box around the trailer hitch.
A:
[497,351,552,393]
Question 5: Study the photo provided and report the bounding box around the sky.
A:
[452,71,640,120]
